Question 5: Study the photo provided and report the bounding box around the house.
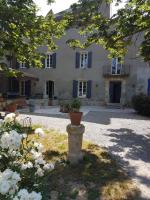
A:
[1,2,150,107]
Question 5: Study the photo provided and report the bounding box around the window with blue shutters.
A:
[45,53,56,68]
[76,51,92,69]
[73,80,92,98]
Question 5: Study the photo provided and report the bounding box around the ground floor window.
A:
[8,78,19,93]
[78,81,87,98]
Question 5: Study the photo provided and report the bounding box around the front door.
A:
[109,81,121,103]
[46,81,54,98]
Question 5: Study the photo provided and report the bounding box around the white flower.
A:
[0,180,10,195]
[0,169,21,195]
[31,150,42,160]
[34,128,45,138]
[43,163,55,171]
[34,142,44,152]
[4,113,16,123]
[14,189,42,200]
[29,191,42,200]
[35,157,46,165]
[0,130,22,150]
[36,167,44,177]
[22,133,27,138]
[21,162,33,170]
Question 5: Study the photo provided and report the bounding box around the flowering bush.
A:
[0,113,55,200]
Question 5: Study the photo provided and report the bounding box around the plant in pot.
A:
[69,99,82,125]
[6,102,17,112]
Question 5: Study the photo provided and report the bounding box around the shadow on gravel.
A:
[107,128,150,198]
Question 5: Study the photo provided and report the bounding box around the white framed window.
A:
[20,63,26,69]
[111,58,122,75]
[80,52,88,68]
[78,81,87,98]
[45,54,53,68]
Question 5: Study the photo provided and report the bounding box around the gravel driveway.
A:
[20,106,150,200]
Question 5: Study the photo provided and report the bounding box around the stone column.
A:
[66,124,85,164]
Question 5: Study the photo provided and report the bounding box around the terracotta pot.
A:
[6,103,17,113]
[69,112,83,126]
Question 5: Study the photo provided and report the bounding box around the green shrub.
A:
[132,94,150,117]
[71,99,81,112]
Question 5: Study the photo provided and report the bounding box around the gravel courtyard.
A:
[20,106,150,200]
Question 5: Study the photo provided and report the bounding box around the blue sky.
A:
[34,0,78,16]
[34,0,125,16]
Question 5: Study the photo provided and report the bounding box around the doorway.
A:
[20,80,31,98]
[46,81,54,98]
[109,81,122,103]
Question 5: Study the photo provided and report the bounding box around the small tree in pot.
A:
[69,99,82,125]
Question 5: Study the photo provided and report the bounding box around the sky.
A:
[34,0,78,16]
[34,0,126,16]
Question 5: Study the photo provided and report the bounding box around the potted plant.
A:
[60,102,71,113]
[6,102,17,112]
[69,99,82,125]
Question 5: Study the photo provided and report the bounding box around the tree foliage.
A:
[67,0,150,61]
[0,0,67,69]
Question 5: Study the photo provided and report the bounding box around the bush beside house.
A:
[132,94,150,117]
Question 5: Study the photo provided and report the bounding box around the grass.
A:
[30,128,140,200]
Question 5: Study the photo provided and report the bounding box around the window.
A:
[20,63,26,69]
[78,81,87,98]
[45,54,54,68]
[111,58,122,75]
[8,78,19,93]
[20,81,25,96]
[80,52,88,68]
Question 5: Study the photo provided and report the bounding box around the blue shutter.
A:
[87,80,92,98]
[73,80,78,98]
[75,52,80,68]
[53,53,56,68]
[88,52,92,68]
[148,79,150,96]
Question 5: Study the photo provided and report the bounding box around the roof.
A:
[0,67,38,81]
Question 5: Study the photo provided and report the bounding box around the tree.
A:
[67,0,150,62]
[0,0,67,71]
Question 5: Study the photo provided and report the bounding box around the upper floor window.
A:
[111,58,122,75]
[78,81,87,98]
[19,63,26,69]
[76,51,92,69]
[80,52,88,68]
[45,53,56,68]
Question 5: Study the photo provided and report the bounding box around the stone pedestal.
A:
[66,124,85,164]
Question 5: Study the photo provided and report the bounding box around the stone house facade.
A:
[1,3,150,106]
